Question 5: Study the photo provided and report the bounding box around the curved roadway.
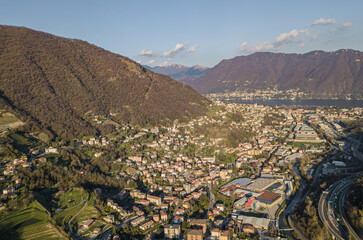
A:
[318,173,362,240]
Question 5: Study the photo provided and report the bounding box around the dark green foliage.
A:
[0,26,210,139]
[292,197,329,239]
[345,176,363,238]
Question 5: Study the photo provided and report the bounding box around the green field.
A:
[0,115,21,125]
[0,202,66,240]
[54,189,88,228]
[8,132,38,152]
[73,193,99,223]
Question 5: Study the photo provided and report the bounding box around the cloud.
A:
[144,59,156,65]
[240,41,275,52]
[140,49,153,56]
[311,18,336,26]
[187,45,198,53]
[140,42,197,64]
[275,29,309,45]
[239,19,352,54]
[340,22,352,30]
[239,41,248,49]
[161,43,188,57]
[240,29,308,53]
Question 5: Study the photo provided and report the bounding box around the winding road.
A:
[318,173,362,240]
[68,199,88,240]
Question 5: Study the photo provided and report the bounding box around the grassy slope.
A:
[0,202,66,240]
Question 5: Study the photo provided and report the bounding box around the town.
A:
[0,102,362,240]
[205,88,359,102]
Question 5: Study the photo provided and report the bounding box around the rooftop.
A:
[256,191,281,202]
[246,178,277,191]
[187,229,203,235]
[221,178,252,189]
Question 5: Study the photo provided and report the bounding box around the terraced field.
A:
[73,193,100,223]
[54,189,89,229]
[0,202,66,240]
[0,111,24,132]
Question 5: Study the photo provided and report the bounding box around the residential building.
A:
[164,224,181,239]
[186,229,203,240]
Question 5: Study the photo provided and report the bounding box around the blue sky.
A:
[1,0,362,67]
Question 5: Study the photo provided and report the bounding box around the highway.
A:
[318,173,362,240]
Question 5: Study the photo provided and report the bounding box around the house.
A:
[82,219,94,229]
[153,214,160,222]
[139,220,154,231]
[182,202,191,209]
[130,189,146,199]
[38,157,47,163]
[94,152,103,158]
[186,229,203,240]
[130,216,145,227]
[45,147,58,154]
[2,187,15,195]
[160,210,168,221]
[189,219,208,234]
[164,224,181,239]
[129,154,143,162]
[211,228,220,240]
[104,215,115,223]
[173,216,184,224]
[161,203,169,210]
[220,230,230,240]
[175,208,185,215]
[147,194,162,206]
[216,204,224,212]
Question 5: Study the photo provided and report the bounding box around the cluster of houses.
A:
[1,101,362,239]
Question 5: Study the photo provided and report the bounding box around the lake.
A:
[226,99,363,107]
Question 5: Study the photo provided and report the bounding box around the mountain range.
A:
[181,50,363,99]
[0,26,210,139]
[144,64,210,80]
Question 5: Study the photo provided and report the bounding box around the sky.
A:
[1,0,362,68]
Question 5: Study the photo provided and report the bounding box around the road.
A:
[206,183,215,219]
[278,163,306,240]
[68,199,88,240]
[99,228,113,240]
[318,173,362,240]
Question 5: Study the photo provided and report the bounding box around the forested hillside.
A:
[0,26,210,139]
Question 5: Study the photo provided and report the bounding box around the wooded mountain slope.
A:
[182,50,363,98]
[0,26,210,139]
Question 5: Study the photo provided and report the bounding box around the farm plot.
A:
[0,202,66,240]
[54,189,88,228]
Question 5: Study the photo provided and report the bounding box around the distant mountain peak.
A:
[192,65,209,70]
[145,64,210,80]
[167,64,188,68]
